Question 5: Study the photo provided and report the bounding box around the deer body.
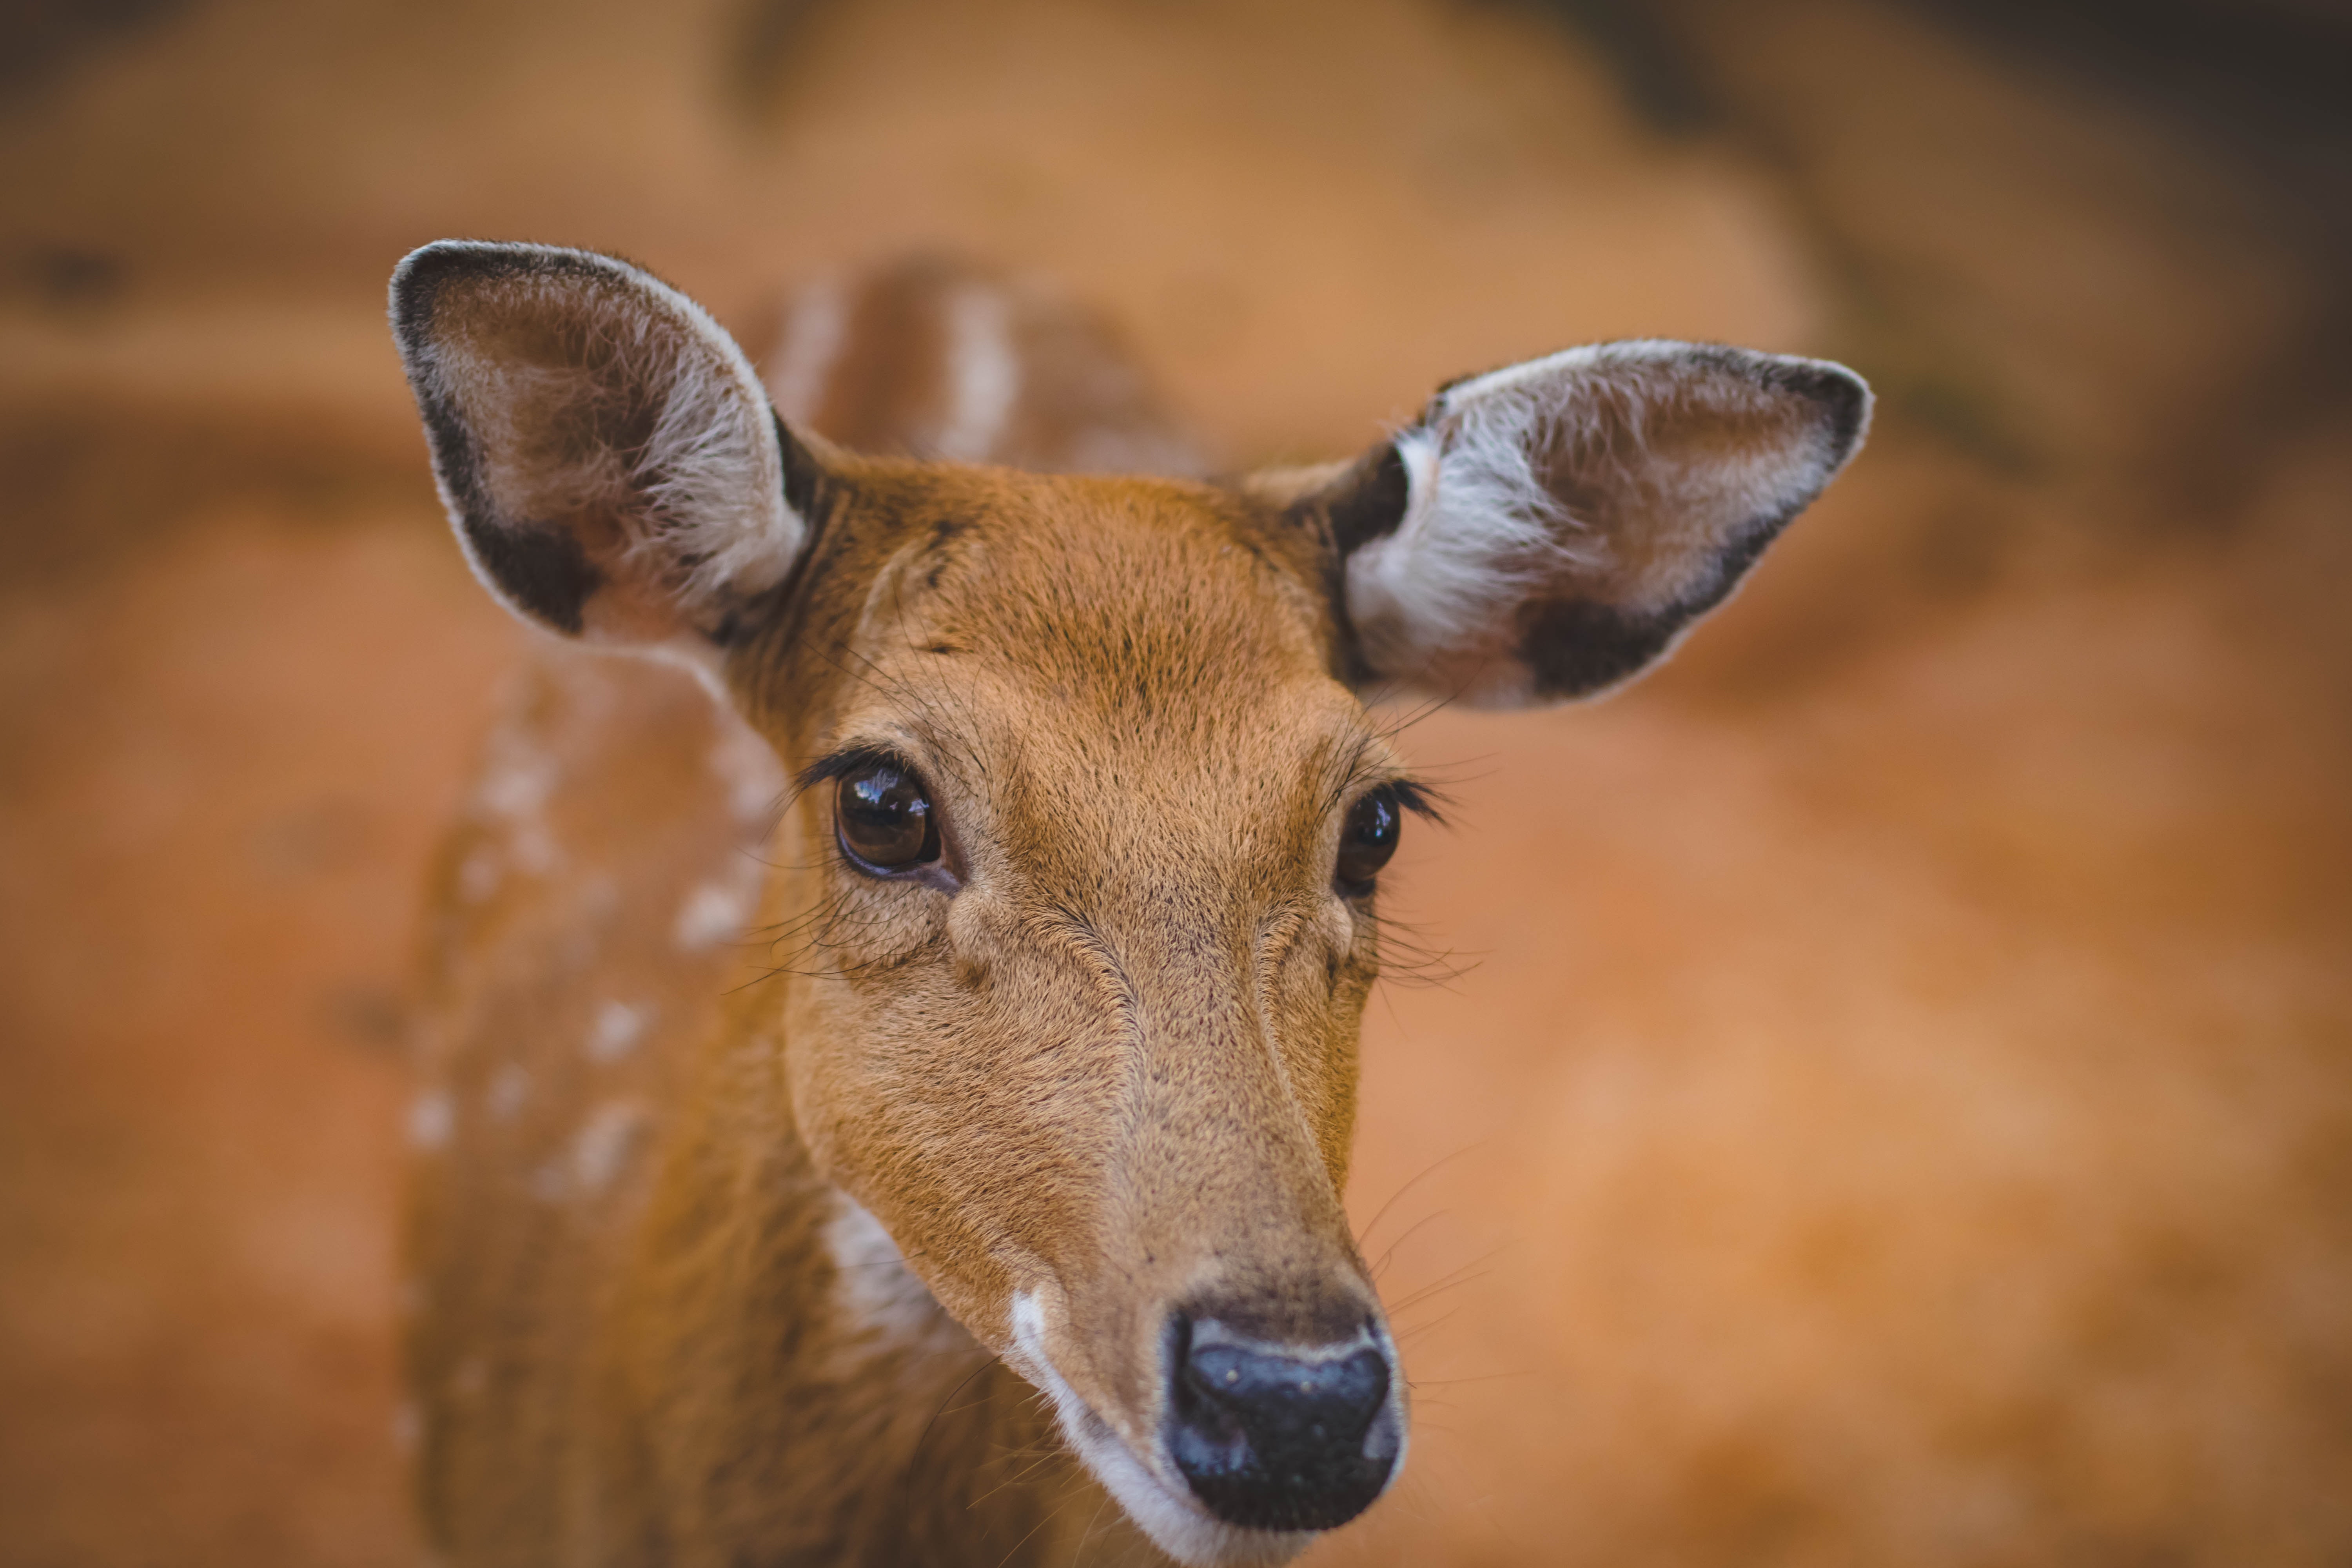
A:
[392,244,1868,1567]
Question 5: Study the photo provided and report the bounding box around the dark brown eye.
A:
[1335,785,1403,892]
[836,761,940,872]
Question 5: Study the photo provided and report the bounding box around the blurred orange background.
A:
[3,0,2348,1563]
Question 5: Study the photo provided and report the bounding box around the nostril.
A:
[1164,1315,1399,1532]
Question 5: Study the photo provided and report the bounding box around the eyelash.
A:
[1380,779,1443,825]
[797,745,917,795]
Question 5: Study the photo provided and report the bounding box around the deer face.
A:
[759,464,1414,1556]
[391,241,1867,1564]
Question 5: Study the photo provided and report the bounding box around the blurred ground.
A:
[2,0,2348,1563]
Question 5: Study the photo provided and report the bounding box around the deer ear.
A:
[1295,341,1870,706]
[390,240,819,657]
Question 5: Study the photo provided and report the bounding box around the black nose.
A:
[1163,1314,1400,1532]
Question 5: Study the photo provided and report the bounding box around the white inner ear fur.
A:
[630,290,802,610]
[1346,370,1602,682]
[1342,339,1855,691]
[450,251,803,626]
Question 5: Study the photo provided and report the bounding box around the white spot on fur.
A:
[764,276,848,425]
[528,1161,567,1204]
[570,1100,651,1196]
[485,1062,530,1121]
[511,824,558,877]
[470,725,561,876]
[586,999,646,1063]
[392,1401,421,1454]
[457,846,501,902]
[673,862,761,951]
[579,871,620,919]
[706,713,785,826]
[1006,1290,1311,1568]
[477,739,555,820]
[933,285,1022,462]
[408,1090,453,1151]
[823,1193,967,1360]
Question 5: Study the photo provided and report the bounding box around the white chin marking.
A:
[1004,1290,1314,1568]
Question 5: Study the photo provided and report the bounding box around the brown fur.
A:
[412,480,1399,1565]
[397,250,1859,1566]
[409,263,1382,1566]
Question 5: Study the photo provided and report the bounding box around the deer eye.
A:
[836,760,940,873]
[1335,785,1403,893]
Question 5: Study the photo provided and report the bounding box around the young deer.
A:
[390,240,1868,1566]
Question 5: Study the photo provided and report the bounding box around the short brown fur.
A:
[395,245,1866,1567]
[410,269,1399,1568]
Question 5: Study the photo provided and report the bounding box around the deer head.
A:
[390,239,1867,1565]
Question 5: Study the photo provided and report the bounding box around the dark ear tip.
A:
[388,241,520,347]
[393,238,559,279]
[389,241,609,341]
[1774,357,1873,466]
[391,240,501,297]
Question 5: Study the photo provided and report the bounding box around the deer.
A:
[388,238,1869,1567]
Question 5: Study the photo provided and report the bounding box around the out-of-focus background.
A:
[3,0,2348,1562]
